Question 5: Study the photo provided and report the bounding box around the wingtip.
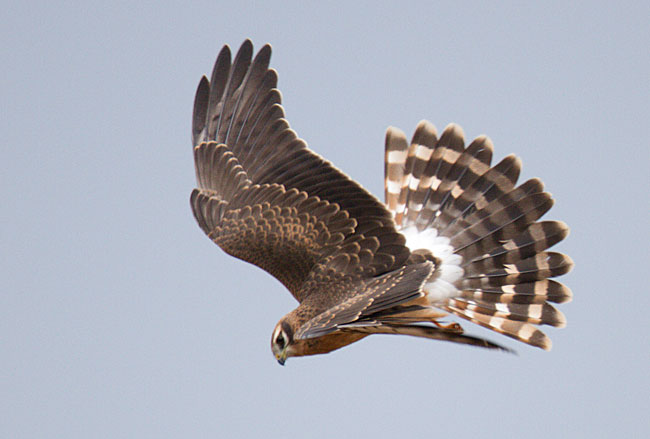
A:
[192,76,211,145]
[240,38,253,51]
[218,42,232,58]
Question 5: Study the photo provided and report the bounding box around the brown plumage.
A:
[190,41,573,364]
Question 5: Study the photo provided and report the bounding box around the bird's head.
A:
[271,319,295,366]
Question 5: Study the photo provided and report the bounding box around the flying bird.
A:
[190,40,573,365]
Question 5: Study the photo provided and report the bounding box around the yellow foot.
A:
[434,321,463,333]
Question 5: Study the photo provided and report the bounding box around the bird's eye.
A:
[276,334,285,349]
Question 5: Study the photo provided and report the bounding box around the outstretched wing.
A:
[338,323,513,351]
[191,41,411,302]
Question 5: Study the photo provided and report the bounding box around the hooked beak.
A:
[275,350,287,366]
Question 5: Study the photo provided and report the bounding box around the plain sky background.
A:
[3,1,649,438]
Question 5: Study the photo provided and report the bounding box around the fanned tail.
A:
[384,121,573,350]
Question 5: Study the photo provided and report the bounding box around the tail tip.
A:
[385,126,407,144]
[443,122,466,140]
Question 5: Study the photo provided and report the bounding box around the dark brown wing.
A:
[295,262,433,338]
[191,149,355,299]
[296,263,512,351]
[191,41,411,301]
[339,323,513,352]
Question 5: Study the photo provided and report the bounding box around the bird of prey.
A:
[190,40,573,365]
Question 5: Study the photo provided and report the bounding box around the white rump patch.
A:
[400,225,464,304]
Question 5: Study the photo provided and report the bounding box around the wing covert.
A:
[296,262,433,338]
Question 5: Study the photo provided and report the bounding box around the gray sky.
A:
[3,1,649,438]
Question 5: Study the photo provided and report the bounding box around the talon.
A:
[434,321,464,333]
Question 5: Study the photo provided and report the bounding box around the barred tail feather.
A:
[457,280,573,305]
[384,121,573,350]
[384,121,439,225]
[444,304,553,350]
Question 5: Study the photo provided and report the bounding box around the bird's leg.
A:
[433,320,464,333]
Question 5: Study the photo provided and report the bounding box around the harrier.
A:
[190,41,573,365]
